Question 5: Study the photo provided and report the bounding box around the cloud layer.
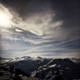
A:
[0,0,80,58]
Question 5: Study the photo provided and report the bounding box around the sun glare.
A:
[0,11,12,28]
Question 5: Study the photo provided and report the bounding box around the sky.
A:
[0,0,80,58]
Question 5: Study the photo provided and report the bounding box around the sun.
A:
[0,11,12,28]
[0,3,14,28]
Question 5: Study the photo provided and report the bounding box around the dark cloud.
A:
[0,0,51,19]
[50,0,80,29]
[1,0,80,28]
[0,0,80,58]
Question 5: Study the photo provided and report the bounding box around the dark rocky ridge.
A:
[0,57,80,80]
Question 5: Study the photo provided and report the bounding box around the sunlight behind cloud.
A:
[0,4,13,28]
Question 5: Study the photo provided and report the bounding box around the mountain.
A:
[0,57,80,80]
[0,57,13,64]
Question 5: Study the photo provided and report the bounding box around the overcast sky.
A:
[0,0,80,58]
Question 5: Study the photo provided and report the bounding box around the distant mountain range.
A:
[0,56,80,80]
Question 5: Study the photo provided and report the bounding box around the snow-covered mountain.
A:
[0,57,80,80]
[0,57,14,63]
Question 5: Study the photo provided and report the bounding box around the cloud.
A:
[0,0,80,58]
